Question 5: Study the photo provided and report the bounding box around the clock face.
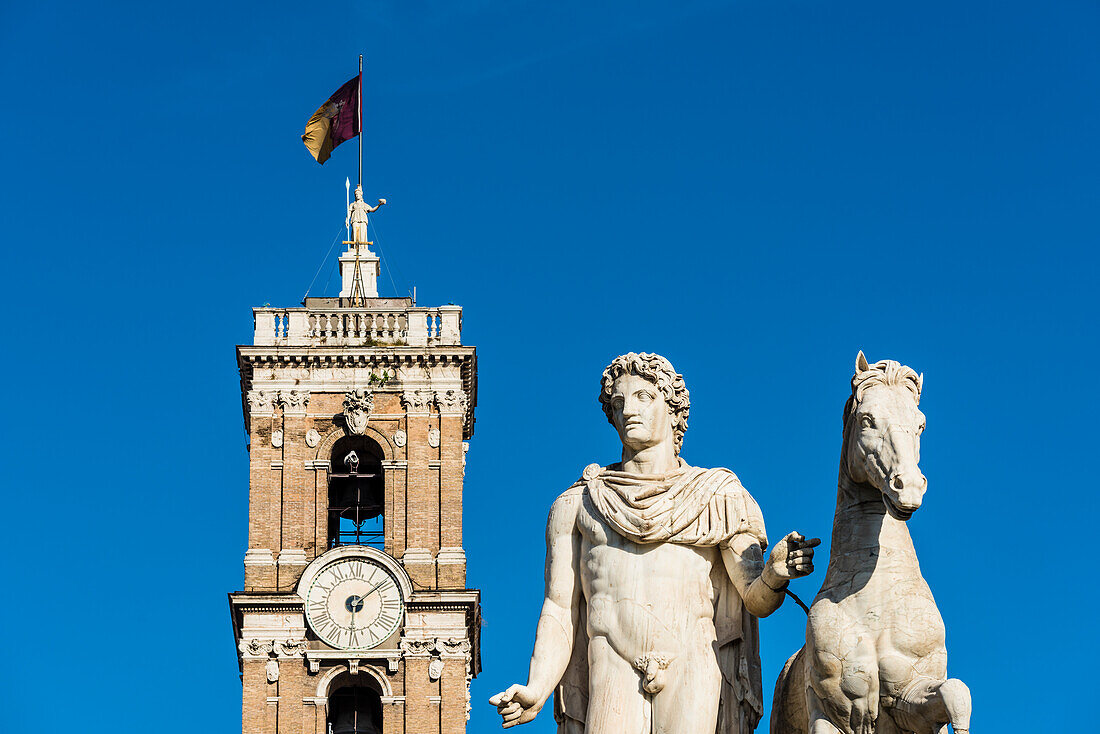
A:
[304,557,404,649]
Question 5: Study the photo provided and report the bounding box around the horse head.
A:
[843,351,926,520]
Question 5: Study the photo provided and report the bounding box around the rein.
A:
[786,588,811,615]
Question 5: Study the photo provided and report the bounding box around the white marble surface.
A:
[771,353,971,734]
[491,353,818,733]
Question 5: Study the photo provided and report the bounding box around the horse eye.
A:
[860,415,875,429]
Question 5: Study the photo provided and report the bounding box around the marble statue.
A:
[346,185,386,243]
[770,353,971,734]
[490,353,820,733]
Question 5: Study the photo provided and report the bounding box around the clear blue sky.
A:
[2,1,1096,731]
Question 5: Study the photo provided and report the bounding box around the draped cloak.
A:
[553,462,768,734]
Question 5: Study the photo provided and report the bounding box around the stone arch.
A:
[316,663,392,698]
[314,422,395,462]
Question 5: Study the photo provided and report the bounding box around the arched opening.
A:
[327,677,383,734]
[328,436,384,549]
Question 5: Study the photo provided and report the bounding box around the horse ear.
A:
[855,350,870,373]
[917,372,924,394]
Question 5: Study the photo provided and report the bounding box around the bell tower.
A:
[229,190,480,734]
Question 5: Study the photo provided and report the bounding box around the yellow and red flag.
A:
[301,75,360,164]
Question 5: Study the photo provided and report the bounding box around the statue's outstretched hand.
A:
[489,684,542,728]
[767,531,821,582]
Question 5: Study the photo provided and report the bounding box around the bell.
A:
[331,708,380,734]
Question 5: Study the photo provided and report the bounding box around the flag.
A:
[302,75,360,164]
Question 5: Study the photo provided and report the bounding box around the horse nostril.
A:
[892,474,905,490]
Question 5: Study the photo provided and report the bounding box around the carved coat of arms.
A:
[342,388,374,435]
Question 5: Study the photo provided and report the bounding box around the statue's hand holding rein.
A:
[767,531,821,584]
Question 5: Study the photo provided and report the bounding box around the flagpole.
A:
[358,54,363,191]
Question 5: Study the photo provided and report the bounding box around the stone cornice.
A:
[237,346,477,439]
[230,590,480,610]
[237,345,476,365]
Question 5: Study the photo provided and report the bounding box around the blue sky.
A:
[1,1,1096,731]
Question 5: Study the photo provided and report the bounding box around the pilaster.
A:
[436,389,467,588]
[247,390,279,590]
[402,389,436,588]
[277,389,310,590]
[403,655,440,734]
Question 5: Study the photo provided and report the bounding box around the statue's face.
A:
[355,188,364,201]
[608,374,674,453]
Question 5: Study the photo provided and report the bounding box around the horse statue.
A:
[771,352,971,734]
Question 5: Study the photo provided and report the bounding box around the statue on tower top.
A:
[347,185,386,244]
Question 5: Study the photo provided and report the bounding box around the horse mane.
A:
[843,359,923,424]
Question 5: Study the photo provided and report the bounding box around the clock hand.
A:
[361,579,387,598]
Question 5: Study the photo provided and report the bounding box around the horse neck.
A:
[832,439,917,562]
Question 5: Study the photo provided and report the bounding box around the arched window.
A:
[328,436,384,549]
[328,681,383,734]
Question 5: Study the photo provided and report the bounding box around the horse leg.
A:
[937,679,971,734]
[807,686,845,734]
[809,641,880,734]
[771,648,809,734]
[892,677,971,734]
[875,708,903,734]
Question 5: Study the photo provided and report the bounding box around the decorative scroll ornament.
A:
[242,639,274,657]
[400,638,436,657]
[247,390,274,413]
[393,430,407,447]
[428,658,445,681]
[342,388,374,435]
[438,637,472,658]
[401,389,432,413]
[277,390,311,413]
[274,638,308,657]
[434,389,468,415]
[428,428,441,448]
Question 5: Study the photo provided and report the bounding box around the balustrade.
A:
[252,305,460,347]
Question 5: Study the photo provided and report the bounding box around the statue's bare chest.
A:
[575,492,719,595]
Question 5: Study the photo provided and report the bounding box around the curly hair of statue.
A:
[598,352,690,455]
